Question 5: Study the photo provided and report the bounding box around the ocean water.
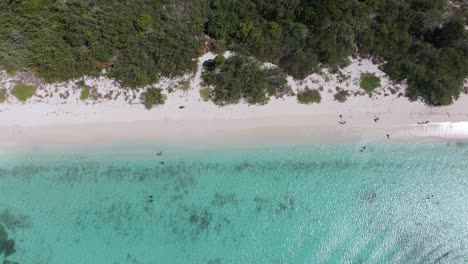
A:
[1,141,468,264]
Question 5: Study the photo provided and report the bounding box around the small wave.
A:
[406,122,468,139]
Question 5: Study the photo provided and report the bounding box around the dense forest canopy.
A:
[0,0,206,87]
[0,0,467,105]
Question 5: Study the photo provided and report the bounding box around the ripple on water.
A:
[0,142,467,263]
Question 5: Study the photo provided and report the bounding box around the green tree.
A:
[214,55,226,67]
[141,88,166,109]
[280,49,318,79]
[11,0,40,14]
[136,14,152,32]
[202,55,289,106]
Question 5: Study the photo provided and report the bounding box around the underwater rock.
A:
[234,162,255,172]
[360,191,377,203]
[147,195,154,203]
[0,209,31,231]
[3,260,19,264]
[253,196,269,213]
[3,259,19,264]
[0,224,15,258]
[275,195,295,214]
[4,239,15,257]
[173,175,196,192]
[207,258,222,264]
[189,208,212,237]
[211,193,238,207]
[0,224,6,241]
[0,225,8,255]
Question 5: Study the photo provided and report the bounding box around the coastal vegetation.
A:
[214,55,226,67]
[0,0,204,87]
[0,89,7,103]
[297,89,322,104]
[199,88,213,102]
[12,85,36,102]
[89,88,101,101]
[80,88,90,101]
[360,74,381,93]
[141,88,166,109]
[0,0,467,106]
[334,90,350,103]
[202,55,289,105]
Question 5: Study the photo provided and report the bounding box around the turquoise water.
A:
[1,141,468,263]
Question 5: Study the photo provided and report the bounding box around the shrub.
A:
[297,89,321,104]
[213,39,226,54]
[334,90,350,103]
[80,88,90,101]
[0,89,7,103]
[141,88,166,109]
[199,88,212,101]
[265,67,290,96]
[136,14,152,32]
[214,55,226,67]
[360,73,381,93]
[89,88,101,101]
[12,0,40,14]
[76,80,86,89]
[279,49,319,79]
[202,55,290,106]
[12,85,36,102]
[175,79,191,92]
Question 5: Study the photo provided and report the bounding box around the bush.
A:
[334,90,350,103]
[202,55,289,106]
[88,88,102,101]
[135,14,152,32]
[297,89,321,104]
[0,89,7,103]
[214,55,226,67]
[212,39,226,54]
[76,80,86,89]
[12,0,40,14]
[280,49,319,79]
[199,88,212,101]
[360,73,381,93]
[141,88,166,109]
[12,85,36,102]
[80,88,90,101]
[264,67,290,96]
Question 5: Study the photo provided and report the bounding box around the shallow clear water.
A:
[1,141,468,263]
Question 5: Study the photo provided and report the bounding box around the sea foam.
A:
[407,122,468,139]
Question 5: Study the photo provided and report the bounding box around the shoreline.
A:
[1,53,468,148]
[1,91,468,148]
[1,114,468,149]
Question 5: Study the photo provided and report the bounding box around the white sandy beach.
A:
[0,52,467,147]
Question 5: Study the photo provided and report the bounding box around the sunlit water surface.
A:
[1,141,468,263]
